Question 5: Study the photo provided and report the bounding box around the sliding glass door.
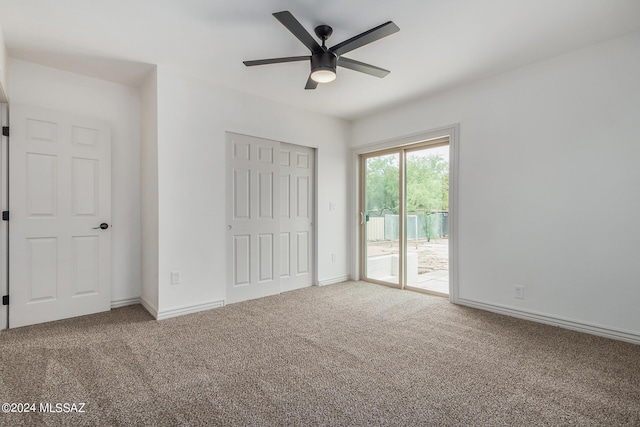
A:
[362,152,402,286]
[360,139,450,295]
[404,144,449,294]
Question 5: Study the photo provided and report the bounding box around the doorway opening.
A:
[360,137,450,296]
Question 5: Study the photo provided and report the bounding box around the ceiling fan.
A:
[243,11,399,89]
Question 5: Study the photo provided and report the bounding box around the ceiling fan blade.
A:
[305,75,318,90]
[338,57,390,78]
[330,21,399,57]
[243,56,310,67]
[273,11,322,53]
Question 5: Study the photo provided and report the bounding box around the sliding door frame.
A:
[402,139,450,296]
[352,124,459,302]
[359,148,405,289]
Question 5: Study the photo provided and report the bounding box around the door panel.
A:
[26,118,56,141]
[297,176,309,217]
[280,175,290,218]
[280,142,314,293]
[72,125,99,146]
[233,235,251,286]
[258,233,274,282]
[72,236,99,295]
[280,232,290,277]
[226,133,280,303]
[72,158,99,216]
[297,232,309,274]
[233,169,250,219]
[405,144,450,295]
[362,152,401,286]
[27,153,57,216]
[27,237,57,301]
[10,104,111,328]
[258,171,274,218]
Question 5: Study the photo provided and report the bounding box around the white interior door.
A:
[226,133,280,304]
[279,143,314,293]
[9,104,111,328]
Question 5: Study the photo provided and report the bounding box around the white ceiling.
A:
[1,0,639,120]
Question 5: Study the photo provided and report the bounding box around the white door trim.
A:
[0,102,8,330]
[350,124,460,303]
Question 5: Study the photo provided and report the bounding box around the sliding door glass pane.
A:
[405,145,450,294]
[364,153,400,285]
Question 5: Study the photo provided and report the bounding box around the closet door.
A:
[226,133,280,304]
[279,143,314,293]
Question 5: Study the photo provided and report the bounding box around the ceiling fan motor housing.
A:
[311,51,337,74]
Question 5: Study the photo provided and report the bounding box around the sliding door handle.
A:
[360,212,364,225]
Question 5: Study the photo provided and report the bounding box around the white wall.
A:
[140,68,159,312]
[152,66,349,314]
[9,59,142,304]
[351,32,640,338]
[0,24,7,102]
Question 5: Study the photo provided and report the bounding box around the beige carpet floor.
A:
[0,280,639,426]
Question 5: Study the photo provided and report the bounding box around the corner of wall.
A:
[140,67,159,311]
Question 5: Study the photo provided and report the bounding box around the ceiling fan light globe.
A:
[310,69,336,83]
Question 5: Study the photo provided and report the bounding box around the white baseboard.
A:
[110,297,141,309]
[317,276,350,286]
[156,300,225,321]
[457,298,640,345]
[140,297,159,319]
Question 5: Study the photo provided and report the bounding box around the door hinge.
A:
[2,295,7,306]
[1,211,7,221]
[1,126,8,137]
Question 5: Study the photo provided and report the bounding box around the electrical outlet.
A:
[514,285,524,299]
[171,271,181,286]
[331,253,337,262]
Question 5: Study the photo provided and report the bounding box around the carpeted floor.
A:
[0,281,639,426]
